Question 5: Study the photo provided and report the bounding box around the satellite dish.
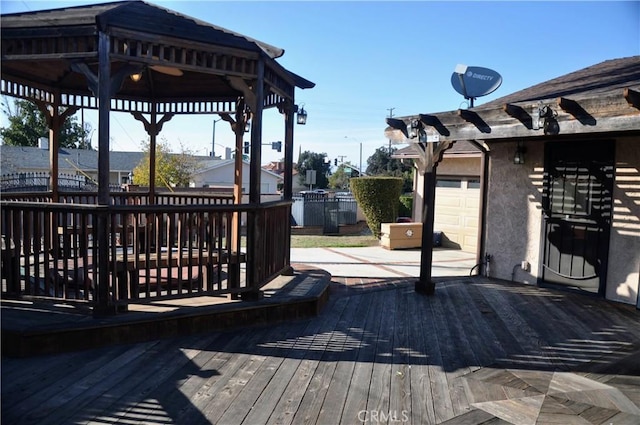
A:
[451,64,502,107]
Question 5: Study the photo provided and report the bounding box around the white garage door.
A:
[435,178,480,253]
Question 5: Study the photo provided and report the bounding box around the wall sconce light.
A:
[296,105,307,125]
[537,104,559,135]
[407,119,422,139]
[513,141,526,165]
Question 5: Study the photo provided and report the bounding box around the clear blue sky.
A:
[1,1,639,169]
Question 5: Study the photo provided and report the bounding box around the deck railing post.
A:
[93,206,116,315]
[242,207,263,301]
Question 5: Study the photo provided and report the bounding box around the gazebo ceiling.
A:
[1,0,314,114]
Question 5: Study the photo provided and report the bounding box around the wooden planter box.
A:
[380,222,423,249]
[380,222,443,250]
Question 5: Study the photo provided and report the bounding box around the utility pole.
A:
[387,107,395,172]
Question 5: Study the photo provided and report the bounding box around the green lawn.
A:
[290,234,379,248]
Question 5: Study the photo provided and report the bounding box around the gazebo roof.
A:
[1,0,313,114]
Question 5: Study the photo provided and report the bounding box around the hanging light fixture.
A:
[130,71,143,82]
[296,104,307,125]
[513,140,526,164]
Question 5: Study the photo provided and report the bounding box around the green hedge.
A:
[399,194,413,218]
[350,176,403,239]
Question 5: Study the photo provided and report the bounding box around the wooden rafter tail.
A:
[457,108,477,122]
[503,103,533,129]
[557,96,580,113]
[420,114,450,136]
[623,87,640,109]
[557,96,597,126]
[457,109,491,133]
[503,103,525,118]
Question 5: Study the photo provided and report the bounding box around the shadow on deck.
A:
[1,266,331,358]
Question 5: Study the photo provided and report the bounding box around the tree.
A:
[132,139,200,188]
[0,98,92,149]
[328,163,353,190]
[366,145,413,193]
[296,150,331,189]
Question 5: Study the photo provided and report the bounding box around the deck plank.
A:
[338,282,387,425]
[364,285,397,420]
[290,296,355,425]
[315,284,373,425]
[265,297,351,425]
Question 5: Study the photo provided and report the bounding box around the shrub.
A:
[398,194,413,218]
[350,176,403,239]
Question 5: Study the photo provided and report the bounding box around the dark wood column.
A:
[413,139,452,295]
[94,31,113,315]
[282,100,295,201]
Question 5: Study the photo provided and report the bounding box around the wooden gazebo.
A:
[0,1,314,314]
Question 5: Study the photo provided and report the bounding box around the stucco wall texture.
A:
[485,141,544,286]
[607,137,640,305]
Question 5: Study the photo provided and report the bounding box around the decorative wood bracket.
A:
[413,140,453,174]
[219,113,238,133]
[132,112,174,137]
[502,103,533,129]
[219,99,250,135]
[71,61,143,97]
[557,97,596,125]
[277,99,295,115]
[34,101,79,128]
[624,88,640,110]
[227,76,257,112]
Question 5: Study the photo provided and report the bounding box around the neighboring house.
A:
[388,56,640,307]
[0,143,282,194]
[394,141,482,253]
[0,141,140,186]
[192,158,283,194]
[262,160,305,193]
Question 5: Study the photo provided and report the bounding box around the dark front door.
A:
[541,141,614,295]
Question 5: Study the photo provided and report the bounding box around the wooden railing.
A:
[1,196,291,315]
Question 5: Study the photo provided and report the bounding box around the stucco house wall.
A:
[484,141,544,285]
[607,136,640,305]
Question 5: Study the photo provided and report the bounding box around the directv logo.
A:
[466,70,494,81]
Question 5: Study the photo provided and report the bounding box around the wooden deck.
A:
[2,275,640,424]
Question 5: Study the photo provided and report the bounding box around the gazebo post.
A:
[245,57,265,300]
[281,99,295,275]
[94,30,114,315]
[148,109,157,205]
[283,99,295,202]
[228,99,246,299]
[132,109,174,205]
